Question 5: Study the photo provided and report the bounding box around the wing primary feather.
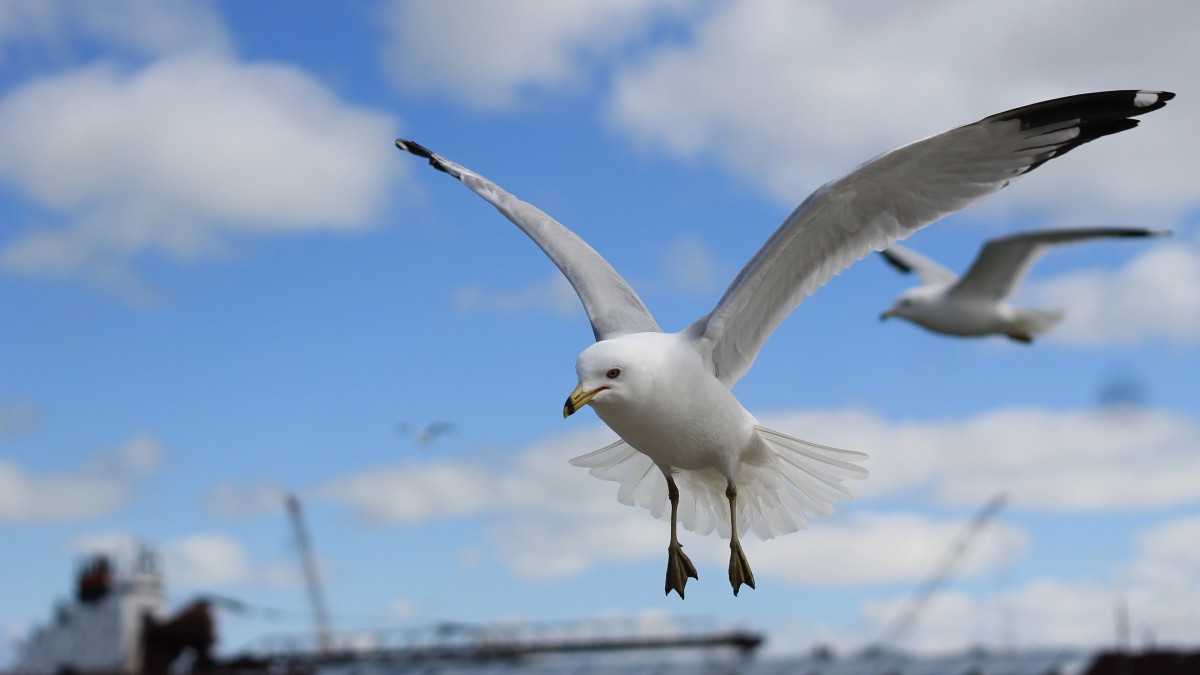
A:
[397,139,661,341]
[691,90,1174,385]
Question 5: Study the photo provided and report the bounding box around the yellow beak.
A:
[563,383,604,418]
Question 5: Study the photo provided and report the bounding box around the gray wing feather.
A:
[688,90,1173,386]
[397,140,661,341]
[949,226,1168,302]
[880,245,958,286]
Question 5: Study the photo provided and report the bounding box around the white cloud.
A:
[204,479,289,518]
[0,434,165,523]
[664,234,721,293]
[846,519,1200,654]
[741,510,1027,587]
[857,580,1123,653]
[1127,515,1200,592]
[0,53,398,296]
[160,533,252,587]
[315,461,504,524]
[489,512,665,580]
[607,0,1197,225]
[316,426,627,523]
[0,0,231,60]
[455,273,581,317]
[761,407,1200,510]
[1027,243,1200,346]
[378,0,702,109]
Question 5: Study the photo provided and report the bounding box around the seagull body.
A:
[880,227,1168,341]
[397,90,1172,597]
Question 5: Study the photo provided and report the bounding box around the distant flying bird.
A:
[879,227,1167,341]
[397,421,457,447]
[396,90,1172,598]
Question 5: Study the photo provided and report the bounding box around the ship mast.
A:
[286,492,333,653]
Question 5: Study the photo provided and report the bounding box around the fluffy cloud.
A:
[0,0,231,60]
[0,434,165,523]
[761,407,1200,510]
[607,0,1196,225]
[315,426,622,523]
[455,273,581,317]
[204,478,290,518]
[159,533,253,587]
[664,234,721,293]
[0,53,398,297]
[740,509,1026,587]
[378,0,702,109]
[0,0,400,299]
[848,514,1200,654]
[1027,242,1200,346]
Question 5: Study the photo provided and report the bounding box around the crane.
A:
[872,492,1009,664]
[285,492,333,653]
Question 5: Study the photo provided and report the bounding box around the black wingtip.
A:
[1119,226,1173,239]
[395,138,432,158]
[991,90,1175,129]
[879,248,913,274]
[395,138,452,175]
[988,90,1175,175]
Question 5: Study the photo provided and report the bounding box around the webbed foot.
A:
[728,538,756,596]
[665,542,699,599]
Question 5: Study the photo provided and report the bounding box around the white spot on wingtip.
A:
[1134,91,1159,108]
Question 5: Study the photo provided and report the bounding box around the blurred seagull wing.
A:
[880,245,958,286]
[950,226,1169,302]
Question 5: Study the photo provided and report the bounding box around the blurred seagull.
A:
[879,227,1168,342]
[396,90,1172,598]
[397,421,457,448]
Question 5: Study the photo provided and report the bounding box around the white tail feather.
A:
[1014,307,1065,335]
[569,426,868,541]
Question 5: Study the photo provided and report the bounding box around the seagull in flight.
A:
[396,90,1172,597]
[879,227,1168,342]
[397,421,457,448]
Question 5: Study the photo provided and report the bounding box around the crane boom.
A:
[875,493,1008,653]
[286,492,333,653]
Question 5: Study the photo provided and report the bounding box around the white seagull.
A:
[879,227,1168,342]
[396,90,1172,597]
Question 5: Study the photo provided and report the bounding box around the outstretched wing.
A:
[880,245,958,286]
[397,140,661,341]
[949,226,1168,302]
[688,90,1173,386]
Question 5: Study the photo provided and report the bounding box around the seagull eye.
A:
[606,368,621,379]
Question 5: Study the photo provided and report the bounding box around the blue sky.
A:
[3,0,1200,663]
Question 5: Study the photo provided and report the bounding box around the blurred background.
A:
[1,0,1198,670]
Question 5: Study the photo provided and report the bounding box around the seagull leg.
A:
[664,474,698,598]
[726,481,756,596]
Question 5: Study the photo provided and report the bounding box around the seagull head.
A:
[564,334,666,418]
[880,287,938,323]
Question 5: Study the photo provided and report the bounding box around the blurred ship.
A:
[11,546,215,675]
